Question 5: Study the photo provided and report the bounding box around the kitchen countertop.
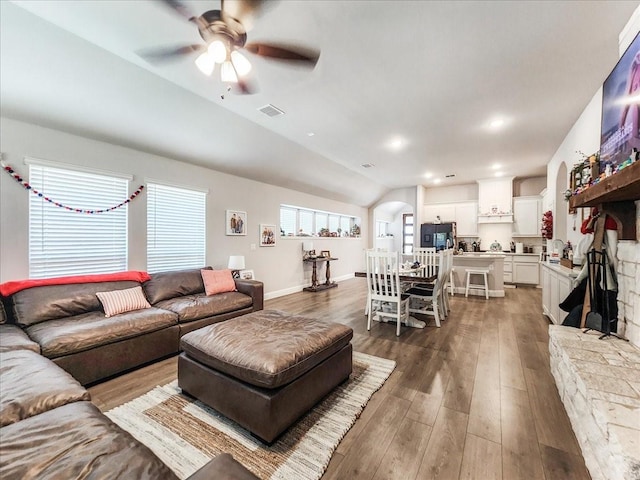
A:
[460,251,540,257]
[540,261,582,278]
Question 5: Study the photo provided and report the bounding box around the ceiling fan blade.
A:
[221,0,269,32]
[244,42,320,66]
[158,0,197,21]
[137,44,205,64]
[234,77,259,95]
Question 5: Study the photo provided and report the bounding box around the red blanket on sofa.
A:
[0,271,151,296]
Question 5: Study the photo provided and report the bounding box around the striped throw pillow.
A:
[96,286,151,318]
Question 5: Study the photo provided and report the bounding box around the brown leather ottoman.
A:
[178,309,353,443]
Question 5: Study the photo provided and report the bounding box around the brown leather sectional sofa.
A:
[0,268,263,479]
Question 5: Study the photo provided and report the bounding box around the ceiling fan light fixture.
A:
[208,40,228,64]
[230,51,252,77]
[195,52,215,76]
[221,61,238,83]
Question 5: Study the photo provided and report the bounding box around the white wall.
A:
[422,183,478,204]
[514,176,546,197]
[0,118,368,298]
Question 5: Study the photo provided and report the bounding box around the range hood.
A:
[477,177,514,224]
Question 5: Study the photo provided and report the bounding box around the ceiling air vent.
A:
[258,104,285,117]
[445,174,456,178]
[361,163,375,168]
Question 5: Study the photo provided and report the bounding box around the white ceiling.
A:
[1,0,638,207]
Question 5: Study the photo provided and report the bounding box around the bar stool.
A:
[465,268,489,299]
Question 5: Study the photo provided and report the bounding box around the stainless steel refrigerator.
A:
[420,222,456,250]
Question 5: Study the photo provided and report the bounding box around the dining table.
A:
[354,267,437,329]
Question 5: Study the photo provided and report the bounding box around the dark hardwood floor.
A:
[88,278,590,480]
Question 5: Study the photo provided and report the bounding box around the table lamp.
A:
[228,255,245,278]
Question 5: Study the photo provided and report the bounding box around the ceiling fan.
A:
[140,0,320,94]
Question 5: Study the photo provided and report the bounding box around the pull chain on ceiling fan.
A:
[139,0,320,94]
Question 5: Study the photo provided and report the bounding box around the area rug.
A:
[105,351,395,480]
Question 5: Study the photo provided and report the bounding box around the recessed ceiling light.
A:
[386,137,407,151]
[489,118,505,129]
[495,171,504,177]
[492,163,501,170]
[307,132,315,137]
[433,178,442,184]
[424,172,433,179]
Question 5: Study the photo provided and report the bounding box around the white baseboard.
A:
[452,286,505,298]
[264,273,355,300]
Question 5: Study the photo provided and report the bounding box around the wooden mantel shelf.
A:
[569,161,640,208]
[569,161,639,240]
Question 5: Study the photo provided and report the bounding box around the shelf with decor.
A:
[477,213,513,224]
[569,161,639,240]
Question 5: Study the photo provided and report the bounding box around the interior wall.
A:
[514,176,547,197]
[422,183,478,204]
[546,91,602,247]
[0,117,368,297]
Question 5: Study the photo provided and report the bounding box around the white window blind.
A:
[29,164,129,278]
[340,216,350,234]
[299,210,313,235]
[280,207,296,236]
[315,213,328,232]
[147,183,206,273]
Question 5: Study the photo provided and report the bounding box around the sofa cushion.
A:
[155,292,253,323]
[143,267,211,305]
[10,280,142,327]
[96,286,151,317]
[25,307,178,358]
[0,350,90,427]
[180,309,354,388]
[0,324,40,353]
[0,401,178,480]
[0,299,6,324]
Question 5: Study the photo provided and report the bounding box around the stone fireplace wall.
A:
[615,200,640,348]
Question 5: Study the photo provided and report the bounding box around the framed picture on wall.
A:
[226,210,247,236]
[260,224,277,246]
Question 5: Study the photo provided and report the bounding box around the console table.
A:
[304,257,338,292]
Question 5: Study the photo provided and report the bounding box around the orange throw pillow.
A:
[201,269,236,295]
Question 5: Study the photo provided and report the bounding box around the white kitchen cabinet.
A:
[512,254,540,284]
[454,202,478,236]
[422,201,478,236]
[422,204,455,224]
[513,196,542,237]
[541,262,577,324]
[503,257,513,283]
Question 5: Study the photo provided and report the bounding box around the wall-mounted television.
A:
[600,31,640,171]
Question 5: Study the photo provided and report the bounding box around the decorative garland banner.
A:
[1,162,144,214]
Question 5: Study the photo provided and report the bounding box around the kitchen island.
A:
[451,253,505,297]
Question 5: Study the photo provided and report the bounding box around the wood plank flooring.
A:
[88,278,591,479]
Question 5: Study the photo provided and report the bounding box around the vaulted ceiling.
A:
[1,1,637,206]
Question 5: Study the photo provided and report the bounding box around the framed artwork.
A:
[239,269,255,280]
[226,210,247,236]
[260,224,277,247]
[320,250,331,257]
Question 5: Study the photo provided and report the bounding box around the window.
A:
[403,213,414,254]
[147,183,206,273]
[29,163,129,278]
[280,207,296,236]
[279,205,359,237]
[376,221,388,237]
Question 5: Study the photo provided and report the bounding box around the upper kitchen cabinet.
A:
[422,204,456,224]
[422,201,478,236]
[455,201,479,236]
[513,196,542,237]
[477,177,514,223]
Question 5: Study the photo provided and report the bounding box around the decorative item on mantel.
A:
[302,241,315,259]
[569,148,637,198]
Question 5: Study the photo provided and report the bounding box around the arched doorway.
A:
[372,201,413,254]
[555,162,568,242]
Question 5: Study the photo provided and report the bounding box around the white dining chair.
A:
[413,247,437,277]
[405,250,447,327]
[365,250,410,336]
